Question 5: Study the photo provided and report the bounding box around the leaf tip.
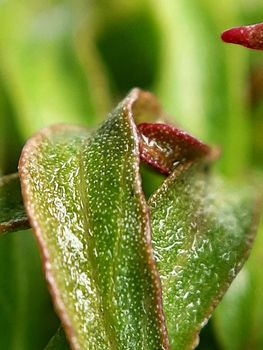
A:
[138,123,218,176]
[221,23,263,51]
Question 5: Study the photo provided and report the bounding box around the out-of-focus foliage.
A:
[0,0,262,349]
[0,229,59,350]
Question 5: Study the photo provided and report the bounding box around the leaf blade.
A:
[19,91,169,350]
[149,163,258,349]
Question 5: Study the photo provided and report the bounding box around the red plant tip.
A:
[137,123,217,176]
[221,23,263,51]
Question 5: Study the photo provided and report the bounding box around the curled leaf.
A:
[221,23,263,51]
[138,123,215,175]
[19,90,169,350]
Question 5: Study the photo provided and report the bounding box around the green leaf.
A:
[149,162,258,349]
[19,90,169,350]
[42,163,259,350]
[0,173,29,234]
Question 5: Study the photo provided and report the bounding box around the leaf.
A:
[46,161,259,350]
[19,88,259,349]
[138,123,215,176]
[149,162,259,349]
[222,23,263,51]
[0,173,29,234]
[19,90,169,350]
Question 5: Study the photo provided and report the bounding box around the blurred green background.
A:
[0,0,262,349]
